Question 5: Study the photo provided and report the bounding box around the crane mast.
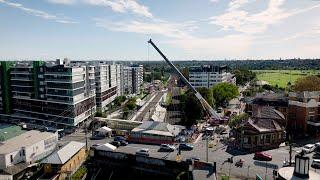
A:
[148,39,221,120]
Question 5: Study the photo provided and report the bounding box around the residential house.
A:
[40,141,86,180]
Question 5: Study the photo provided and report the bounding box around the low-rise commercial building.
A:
[232,106,286,151]
[41,141,86,180]
[188,65,235,88]
[129,121,183,144]
[0,130,58,170]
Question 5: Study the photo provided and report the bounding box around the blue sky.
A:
[0,0,319,60]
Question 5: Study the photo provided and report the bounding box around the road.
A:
[59,129,320,179]
[134,91,164,121]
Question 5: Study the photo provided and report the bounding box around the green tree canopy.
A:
[233,69,256,85]
[197,87,214,107]
[180,90,204,127]
[293,75,320,92]
[212,83,239,107]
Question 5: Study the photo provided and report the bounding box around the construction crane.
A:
[148,39,221,120]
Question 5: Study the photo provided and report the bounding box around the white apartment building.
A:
[188,65,235,88]
[122,65,143,95]
[0,130,58,169]
[94,63,120,111]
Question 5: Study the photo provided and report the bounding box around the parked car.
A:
[302,144,315,153]
[110,141,121,147]
[315,142,320,148]
[254,152,272,161]
[313,153,320,159]
[311,159,320,169]
[114,136,126,142]
[315,146,320,153]
[179,143,194,151]
[118,140,128,146]
[136,148,149,156]
[159,144,175,152]
[235,159,245,167]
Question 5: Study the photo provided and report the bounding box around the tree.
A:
[233,69,256,85]
[180,90,204,127]
[229,113,249,128]
[211,83,239,107]
[197,87,214,107]
[293,75,320,92]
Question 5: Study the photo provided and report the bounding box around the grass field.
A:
[253,70,320,88]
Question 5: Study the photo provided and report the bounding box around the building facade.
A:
[122,65,143,95]
[94,63,119,111]
[288,91,320,136]
[0,130,58,169]
[1,60,96,129]
[188,65,235,88]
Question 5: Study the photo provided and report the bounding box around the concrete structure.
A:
[122,65,143,95]
[129,121,183,144]
[188,65,235,88]
[1,60,96,129]
[0,130,58,169]
[41,141,86,180]
[94,63,119,111]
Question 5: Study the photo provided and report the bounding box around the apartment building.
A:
[4,60,96,129]
[188,65,235,88]
[122,65,143,95]
[0,62,13,116]
[288,91,320,135]
[94,63,120,111]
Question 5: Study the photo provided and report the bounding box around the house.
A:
[232,106,286,151]
[40,141,86,180]
[0,130,58,170]
[128,121,183,144]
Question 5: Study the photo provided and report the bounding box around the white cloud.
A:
[210,0,320,34]
[0,0,77,23]
[86,0,153,18]
[209,0,219,3]
[46,0,76,5]
[94,18,195,38]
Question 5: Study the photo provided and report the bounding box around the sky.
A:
[0,0,320,61]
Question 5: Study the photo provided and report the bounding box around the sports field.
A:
[253,70,320,88]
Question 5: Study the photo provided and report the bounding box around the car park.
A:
[302,144,315,153]
[136,148,149,156]
[159,144,175,152]
[179,143,194,151]
[254,152,272,161]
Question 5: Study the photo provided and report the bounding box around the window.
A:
[10,155,13,162]
[22,149,25,156]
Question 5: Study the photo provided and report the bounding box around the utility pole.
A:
[206,130,209,162]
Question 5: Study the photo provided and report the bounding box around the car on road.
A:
[313,153,320,159]
[254,152,272,161]
[110,141,121,147]
[179,143,194,151]
[302,144,315,153]
[159,144,175,152]
[311,159,320,169]
[114,136,126,142]
[136,148,149,156]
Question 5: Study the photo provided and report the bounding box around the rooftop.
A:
[131,121,182,137]
[42,141,85,165]
[0,123,26,142]
[0,130,56,154]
